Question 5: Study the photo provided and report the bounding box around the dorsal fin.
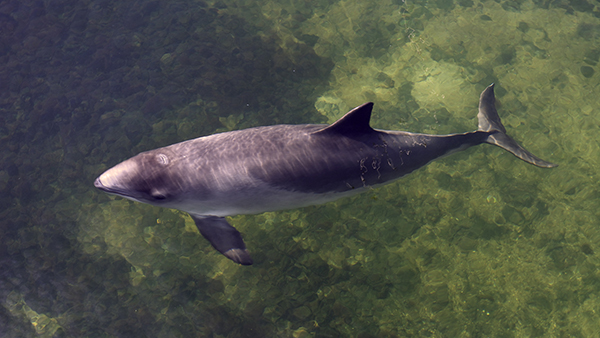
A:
[314,102,374,135]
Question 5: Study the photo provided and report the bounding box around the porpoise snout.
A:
[94,176,105,190]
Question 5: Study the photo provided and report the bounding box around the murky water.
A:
[1,0,599,336]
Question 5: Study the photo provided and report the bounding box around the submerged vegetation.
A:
[1,0,600,336]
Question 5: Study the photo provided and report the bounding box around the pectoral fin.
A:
[190,215,253,265]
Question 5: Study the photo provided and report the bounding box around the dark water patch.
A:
[533,0,595,13]
[580,65,594,78]
[496,46,516,64]
[458,0,475,7]
[517,21,529,33]
[501,0,523,12]
[435,0,455,11]
[0,0,337,335]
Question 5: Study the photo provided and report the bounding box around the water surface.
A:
[1,0,599,336]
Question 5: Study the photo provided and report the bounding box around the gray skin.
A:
[94,84,556,265]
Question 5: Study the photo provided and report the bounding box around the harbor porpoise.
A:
[94,84,556,265]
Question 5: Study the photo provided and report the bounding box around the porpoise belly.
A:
[178,179,371,217]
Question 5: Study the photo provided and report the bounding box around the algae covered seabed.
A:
[1,0,600,336]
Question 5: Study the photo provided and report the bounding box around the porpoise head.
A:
[94,150,186,207]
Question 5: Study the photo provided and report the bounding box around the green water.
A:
[1,0,599,336]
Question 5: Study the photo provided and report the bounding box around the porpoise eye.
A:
[155,153,169,165]
[150,188,167,200]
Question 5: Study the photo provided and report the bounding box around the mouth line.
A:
[94,177,134,198]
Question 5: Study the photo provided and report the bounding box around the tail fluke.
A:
[477,84,557,168]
